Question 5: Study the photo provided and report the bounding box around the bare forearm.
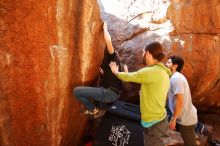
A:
[104,29,114,54]
[172,94,183,121]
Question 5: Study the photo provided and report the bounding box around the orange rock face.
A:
[1,0,220,145]
[0,0,104,145]
[167,0,220,112]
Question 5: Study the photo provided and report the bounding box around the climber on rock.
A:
[73,22,123,115]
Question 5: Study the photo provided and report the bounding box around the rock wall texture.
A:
[0,0,220,145]
[98,0,220,113]
[0,0,104,146]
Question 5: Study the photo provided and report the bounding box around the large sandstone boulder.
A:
[98,0,220,113]
[0,0,220,145]
[0,0,104,145]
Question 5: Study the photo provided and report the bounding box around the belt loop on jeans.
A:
[108,87,121,95]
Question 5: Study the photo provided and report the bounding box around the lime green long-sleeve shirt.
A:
[117,63,171,122]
